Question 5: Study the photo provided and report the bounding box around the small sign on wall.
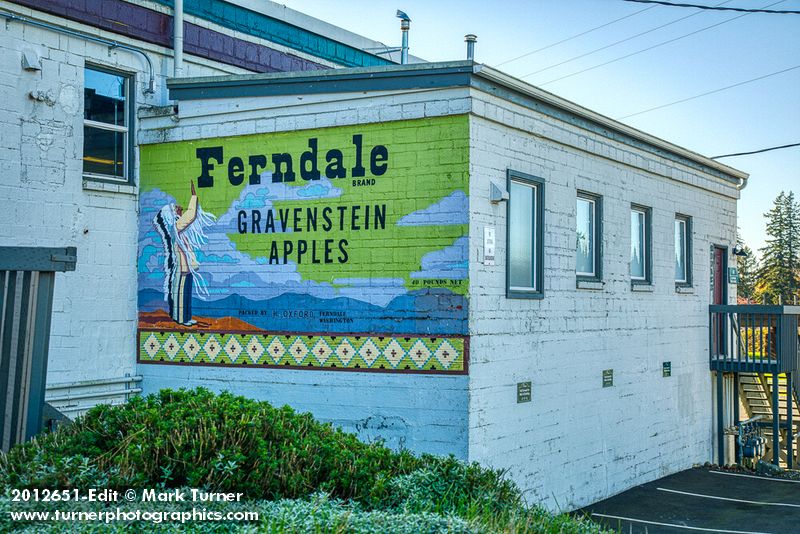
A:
[602,369,613,388]
[484,227,496,266]
[517,381,531,403]
[662,361,672,377]
[728,267,739,284]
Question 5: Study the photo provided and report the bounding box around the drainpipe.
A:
[173,0,184,77]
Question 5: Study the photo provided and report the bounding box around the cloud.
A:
[196,250,238,264]
[138,245,159,273]
[238,191,269,210]
[410,237,469,280]
[396,190,468,227]
[138,181,408,308]
[331,277,407,307]
[137,189,176,293]
[297,183,332,198]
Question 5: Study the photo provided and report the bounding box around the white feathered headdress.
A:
[153,203,217,300]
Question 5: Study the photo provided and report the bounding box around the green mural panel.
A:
[138,115,469,372]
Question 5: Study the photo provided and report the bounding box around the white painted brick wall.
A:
[139,87,472,144]
[0,3,257,386]
[467,92,738,510]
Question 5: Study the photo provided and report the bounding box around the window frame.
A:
[630,204,652,286]
[674,214,693,287]
[506,169,545,299]
[82,63,136,185]
[576,191,603,282]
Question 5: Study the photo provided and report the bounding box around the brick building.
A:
[0,0,398,407]
[1,0,750,511]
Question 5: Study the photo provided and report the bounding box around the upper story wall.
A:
[0,0,390,389]
[8,0,393,73]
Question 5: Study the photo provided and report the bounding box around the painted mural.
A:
[137,116,469,373]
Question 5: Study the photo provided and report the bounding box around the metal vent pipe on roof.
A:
[465,34,477,61]
[396,10,411,64]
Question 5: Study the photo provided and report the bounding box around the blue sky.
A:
[281,0,799,256]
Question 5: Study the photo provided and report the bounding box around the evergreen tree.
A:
[736,233,758,303]
[757,191,800,304]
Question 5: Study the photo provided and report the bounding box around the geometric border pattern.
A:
[138,329,468,375]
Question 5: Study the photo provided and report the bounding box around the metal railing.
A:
[709,305,800,373]
[0,247,76,451]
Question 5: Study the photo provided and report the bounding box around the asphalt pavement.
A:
[578,467,800,533]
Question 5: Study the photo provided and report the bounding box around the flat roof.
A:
[226,0,425,64]
[166,61,748,185]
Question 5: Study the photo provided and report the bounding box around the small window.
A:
[507,170,544,298]
[630,205,651,283]
[576,192,601,280]
[675,215,692,285]
[83,66,132,182]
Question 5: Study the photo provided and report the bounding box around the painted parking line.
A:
[590,513,773,534]
[709,470,800,484]
[657,487,800,508]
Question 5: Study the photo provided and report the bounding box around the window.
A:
[507,170,544,298]
[675,215,692,285]
[83,66,132,182]
[576,192,601,280]
[630,205,651,283]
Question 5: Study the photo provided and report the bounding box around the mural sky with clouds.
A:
[138,115,469,336]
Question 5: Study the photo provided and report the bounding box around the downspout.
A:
[173,0,184,77]
[736,176,748,191]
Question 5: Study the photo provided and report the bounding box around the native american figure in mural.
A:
[152,181,216,326]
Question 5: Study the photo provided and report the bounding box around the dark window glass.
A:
[83,67,128,181]
[83,126,125,177]
[84,68,126,126]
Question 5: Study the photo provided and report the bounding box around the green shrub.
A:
[0,388,419,504]
[386,455,522,520]
[0,388,610,533]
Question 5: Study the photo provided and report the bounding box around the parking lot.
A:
[580,467,800,533]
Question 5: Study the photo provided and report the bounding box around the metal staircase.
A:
[738,373,799,467]
[710,305,799,468]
